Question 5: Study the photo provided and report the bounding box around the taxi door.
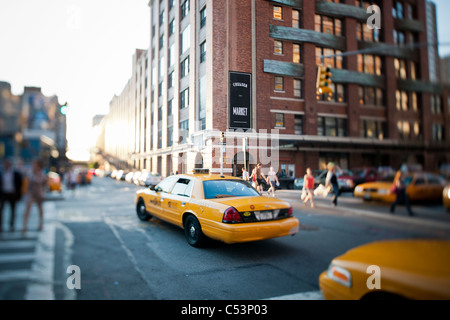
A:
[162,178,194,227]
[147,176,178,219]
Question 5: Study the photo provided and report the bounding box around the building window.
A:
[396,90,409,111]
[273,6,282,20]
[358,54,382,75]
[181,56,189,78]
[274,40,283,55]
[169,19,174,36]
[294,115,303,135]
[316,47,343,69]
[432,124,443,142]
[181,0,190,20]
[180,88,189,109]
[159,34,164,49]
[359,86,384,106]
[158,105,163,121]
[168,72,173,89]
[356,22,381,42]
[158,129,162,149]
[180,119,189,143]
[200,6,206,28]
[200,41,206,63]
[317,83,345,103]
[275,113,285,128]
[159,11,164,26]
[360,120,386,140]
[397,121,410,140]
[292,10,300,28]
[431,95,442,114]
[181,25,190,54]
[318,116,347,137]
[315,15,343,36]
[274,76,284,91]
[168,126,173,147]
[293,44,301,63]
[293,79,302,98]
[168,99,173,116]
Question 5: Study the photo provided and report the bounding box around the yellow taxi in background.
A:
[319,239,450,300]
[47,171,62,192]
[354,172,445,203]
[135,169,299,247]
[444,185,450,211]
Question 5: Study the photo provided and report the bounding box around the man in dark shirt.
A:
[0,159,23,232]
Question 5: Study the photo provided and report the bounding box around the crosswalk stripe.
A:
[265,290,324,300]
[0,240,36,250]
[0,253,35,264]
[0,269,30,282]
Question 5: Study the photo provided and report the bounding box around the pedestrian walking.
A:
[242,167,249,181]
[0,159,23,232]
[390,171,414,216]
[266,166,279,197]
[325,163,339,207]
[22,160,47,233]
[302,168,315,208]
[249,163,266,193]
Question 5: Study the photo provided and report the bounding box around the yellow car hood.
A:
[358,181,393,190]
[338,239,450,276]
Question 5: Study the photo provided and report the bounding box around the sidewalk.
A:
[0,196,61,300]
[274,189,450,233]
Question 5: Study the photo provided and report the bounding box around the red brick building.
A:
[105,0,450,180]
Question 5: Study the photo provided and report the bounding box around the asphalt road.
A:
[1,176,449,300]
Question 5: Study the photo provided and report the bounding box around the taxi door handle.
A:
[181,202,186,207]
[161,198,164,202]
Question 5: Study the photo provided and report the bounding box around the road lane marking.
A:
[265,290,324,300]
[0,240,35,250]
[0,269,31,282]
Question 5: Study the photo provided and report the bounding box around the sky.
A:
[0,0,449,162]
[0,0,149,161]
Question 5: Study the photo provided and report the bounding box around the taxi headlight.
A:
[327,264,352,288]
[355,186,363,193]
[447,188,450,199]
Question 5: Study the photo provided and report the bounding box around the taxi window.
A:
[203,179,260,199]
[171,178,193,197]
[414,176,426,185]
[157,176,178,193]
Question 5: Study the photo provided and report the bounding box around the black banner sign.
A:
[229,72,252,130]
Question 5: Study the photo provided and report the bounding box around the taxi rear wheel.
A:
[184,215,206,247]
[136,198,152,221]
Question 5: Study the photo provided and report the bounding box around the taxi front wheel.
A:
[184,215,206,247]
[136,199,152,221]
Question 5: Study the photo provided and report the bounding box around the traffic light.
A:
[220,132,226,145]
[316,65,333,95]
[60,102,69,115]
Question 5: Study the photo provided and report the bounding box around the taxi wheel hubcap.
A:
[189,224,197,239]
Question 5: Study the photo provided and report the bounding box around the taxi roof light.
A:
[192,168,210,174]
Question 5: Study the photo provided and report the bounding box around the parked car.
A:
[135,171,299,246]
[141,172,164,187]
[352,167,379,186]
[319,239,450,300]
[354,172,446,203]
[336,169,355,193]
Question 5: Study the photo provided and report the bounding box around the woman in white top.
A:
[266,166,279,197]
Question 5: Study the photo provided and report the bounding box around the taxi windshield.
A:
[203,179,260,199]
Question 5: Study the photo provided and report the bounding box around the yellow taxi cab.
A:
[444,185,450,211]
[135,169,299,247]
[319,239,450,300]
[47,171,62,192]
[354,172,445,203]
